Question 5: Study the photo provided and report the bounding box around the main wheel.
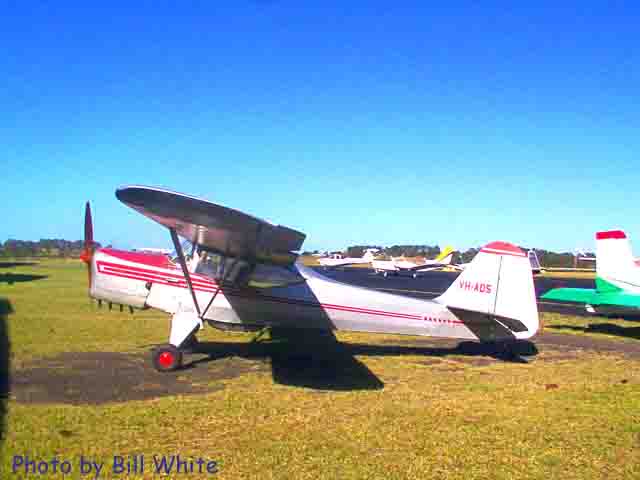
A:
[152,344,183,372]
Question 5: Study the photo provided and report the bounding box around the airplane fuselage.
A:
[90,248,534,343]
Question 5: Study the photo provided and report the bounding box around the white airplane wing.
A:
[116,185,306,266]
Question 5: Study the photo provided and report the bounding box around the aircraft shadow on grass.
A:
[0,273,48,285]
[0,262,39,269]
[549,323,640,341]
[181,328,538,391]
[177,277,538,391]
[0,298,12,446]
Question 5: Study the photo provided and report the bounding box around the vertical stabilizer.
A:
[528,250,542,273]
[435,241,539,339]
[595,230,639,286]
[362,249,377,262]
[435,245,454,264]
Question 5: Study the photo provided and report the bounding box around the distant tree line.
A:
[0,239,102,258]
[4,239,590,267]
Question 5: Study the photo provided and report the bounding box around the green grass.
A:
[1,259,170,366]
[1,260,639,479]
[543,311,640,342]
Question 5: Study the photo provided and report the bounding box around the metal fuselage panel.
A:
[90,251,153,308]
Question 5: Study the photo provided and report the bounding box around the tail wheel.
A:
[152,344,183,372]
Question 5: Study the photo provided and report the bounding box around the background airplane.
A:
[372,246,455,278]
[542,230,640,315]
[318,248,379,268]
[81,185,540,372]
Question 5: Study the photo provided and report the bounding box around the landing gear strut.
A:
[152,344,183,372]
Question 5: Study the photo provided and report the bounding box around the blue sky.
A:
[2,2,639,253]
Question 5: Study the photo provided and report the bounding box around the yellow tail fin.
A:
[435,245,454,263]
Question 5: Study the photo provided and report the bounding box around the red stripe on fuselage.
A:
[99,263,215,289]
[99,248,175,269]
[97,259,215,284]
[96,261,217,293]
[96,260,462,325]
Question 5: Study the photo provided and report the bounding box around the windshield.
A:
[170,239,195,263]
[195,251,250,284]
[246,264,305,288]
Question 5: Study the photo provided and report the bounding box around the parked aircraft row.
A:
[319,244,541,278]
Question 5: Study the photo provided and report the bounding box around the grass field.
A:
[1,260,639,479]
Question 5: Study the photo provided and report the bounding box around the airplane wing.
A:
[116,185,306,266]
[396,262,447,272]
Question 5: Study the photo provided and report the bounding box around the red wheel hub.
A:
[158,351,175,368]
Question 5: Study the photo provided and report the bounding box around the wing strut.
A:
[169,228,201,317]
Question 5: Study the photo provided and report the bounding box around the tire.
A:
[152,344,183,372]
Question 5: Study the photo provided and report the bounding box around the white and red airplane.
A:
[318,249,379,267]
[80,186,540,372]
[371,246,455,278]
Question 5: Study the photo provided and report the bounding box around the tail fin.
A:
[528,250,542,273]
[595,230,637,282]
[435,245,454,264]
[435,241,539,340]
[362,249,378,262]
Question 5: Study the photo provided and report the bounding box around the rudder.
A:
[595,230,635,280]
[435,241,539,340]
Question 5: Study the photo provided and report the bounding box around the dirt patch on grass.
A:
[452,357,497,367]
[11,351,269,405]
[10,332,640,405]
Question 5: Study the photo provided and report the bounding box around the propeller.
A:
[79,201,95,285]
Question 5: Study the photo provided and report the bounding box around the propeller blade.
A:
[84,201,93,248]
[80,201,95,288]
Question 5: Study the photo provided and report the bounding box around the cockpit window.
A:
[170,239,196,263]
[246,264,305,288]
[195,251,250,284]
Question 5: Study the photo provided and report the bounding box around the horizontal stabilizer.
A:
[542,286,640,308]
[541,288,597,304]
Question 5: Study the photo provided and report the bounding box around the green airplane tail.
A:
[542,278,640,309]
[541,287,597,304]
